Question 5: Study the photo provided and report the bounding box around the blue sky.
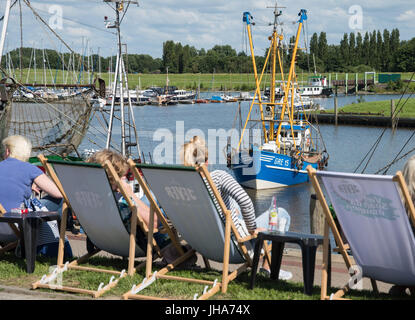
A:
[2,0,414,58]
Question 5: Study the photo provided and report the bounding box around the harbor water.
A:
[80,93,415,234]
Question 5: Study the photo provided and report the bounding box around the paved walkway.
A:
[0,232,395,300]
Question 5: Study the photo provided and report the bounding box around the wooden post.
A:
[355,73,358,95]
[309,194,325,235]
[345,73,348,95]
[391,99,396,131]
[334,94,338,126]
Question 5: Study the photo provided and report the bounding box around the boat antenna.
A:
[267,1,284,32]
[103,0,141,159]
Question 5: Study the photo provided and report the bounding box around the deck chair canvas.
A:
[32,156,185,298]
[307,166,415,300]
[123,162,269,300]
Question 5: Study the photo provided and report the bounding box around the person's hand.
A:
[249,227,267,236]
[32,183,41,195]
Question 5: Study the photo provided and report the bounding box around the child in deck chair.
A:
[181,136,292,280]
[86,149,171,253]
[0,135,73,259]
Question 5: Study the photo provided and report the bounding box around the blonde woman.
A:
[0,135,72,259]
[181,136,292,280]
[0,135,62,211]
[182,136,258,236]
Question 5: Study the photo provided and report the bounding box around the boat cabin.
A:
[262,123,312,153]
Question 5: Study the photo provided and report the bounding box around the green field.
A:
[6,68,414,92]
[327,98,415,118]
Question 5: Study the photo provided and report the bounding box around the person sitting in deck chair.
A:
[181,136,292,280]
[85,149,172,254]
[0,135,73,259]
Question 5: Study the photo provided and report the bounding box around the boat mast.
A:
[238,5,285,150]
[0,0,12,67]
[275,9,307,149]
[268,2,284,142]
[242,12,268,143]
[104,0,140,159]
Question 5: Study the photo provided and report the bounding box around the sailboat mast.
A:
[98,47,101,77]
[34,44,37,83]
[42,47,47,86]
[0,0,12,66]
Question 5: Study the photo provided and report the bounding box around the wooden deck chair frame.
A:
[123,162,271,300]
[0,203,19,255]
[31,155,178,298]
[307,165,415,300]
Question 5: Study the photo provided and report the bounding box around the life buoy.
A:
[306,137,311,148]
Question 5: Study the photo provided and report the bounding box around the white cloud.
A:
[397,10,415,21]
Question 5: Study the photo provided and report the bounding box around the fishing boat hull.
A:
[231,149,319,189]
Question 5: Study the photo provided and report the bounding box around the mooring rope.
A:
[354,71,415,174]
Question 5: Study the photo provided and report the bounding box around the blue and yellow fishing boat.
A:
[228,7,329,189]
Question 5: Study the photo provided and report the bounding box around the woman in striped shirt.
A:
[181,136,292,280]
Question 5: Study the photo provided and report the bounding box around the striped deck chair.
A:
[123,162,270,300]
[31,156,185,298]
[307,166,415,300]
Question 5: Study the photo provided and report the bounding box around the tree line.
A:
[307,29,414,73]
[2,28,414,76]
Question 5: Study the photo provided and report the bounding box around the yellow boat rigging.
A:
[238,8,309,154]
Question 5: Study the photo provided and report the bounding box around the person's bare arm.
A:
[120,179,158,229]
[33,173,62,199]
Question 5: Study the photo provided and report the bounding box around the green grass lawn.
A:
[0,252,409,300]
[323,98,415,118]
